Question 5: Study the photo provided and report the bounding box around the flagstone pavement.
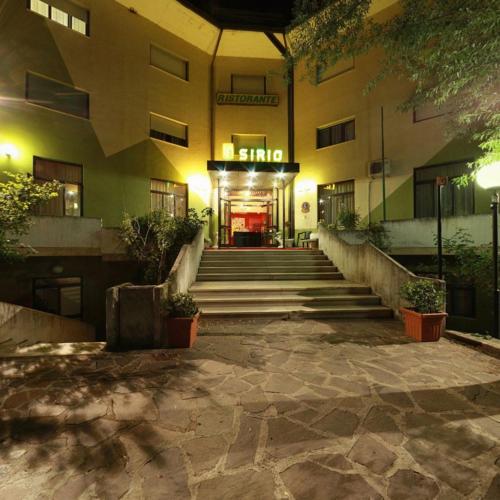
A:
[1,318,499,499]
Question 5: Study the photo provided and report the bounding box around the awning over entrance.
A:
[207,160,299,190]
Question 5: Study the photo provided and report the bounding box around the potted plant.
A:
[400,279,447,342]
[163,293,200,348]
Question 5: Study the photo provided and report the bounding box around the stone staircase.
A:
[190,249,393,319]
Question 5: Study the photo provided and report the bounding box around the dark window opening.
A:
[447,284,475,318]
[150,114,188,147]
[33,277,82,319]
[26,72,89,118]
[317,120,355,149]
[414,161,474,218]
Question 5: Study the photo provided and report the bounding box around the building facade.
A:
[0,0,491,335]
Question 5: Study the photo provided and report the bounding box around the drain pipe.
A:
[210,29,223,161]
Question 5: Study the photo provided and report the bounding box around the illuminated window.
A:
[34,157,83,217]
[28,0,89,36]
[150,179,187,217]
[150,113,188,147]
[317,57,355,83]
[318,181,355,225]
[317,119,355,149]
[26,72,89,118]
[33,277,82,319]
[150,45,189,81]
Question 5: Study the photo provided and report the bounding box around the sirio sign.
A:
[239,148,283,162]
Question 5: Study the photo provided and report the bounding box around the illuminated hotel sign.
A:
[222,143,283,162]
[216,93,279,106]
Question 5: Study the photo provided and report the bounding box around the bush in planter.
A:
[162,293,200,348]
[400,279,447,342]
[401,279,445,313]
[164,293,199,318]
[121,207,213,284]
[337,209,360,231]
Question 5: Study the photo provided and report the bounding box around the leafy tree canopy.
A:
[287,0,500,176]
[0,171,60,262]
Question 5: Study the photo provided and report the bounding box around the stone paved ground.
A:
[1,318,499,499]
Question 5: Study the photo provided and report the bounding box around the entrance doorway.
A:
[209,164,299,248]
[219,189,279,247]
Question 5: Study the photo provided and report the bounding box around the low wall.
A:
[106,228,205,350]
[0,301,95,346]
[168,228,205,295]
[318,226,445,317]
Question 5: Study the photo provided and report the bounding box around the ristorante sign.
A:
[216,93,279,106]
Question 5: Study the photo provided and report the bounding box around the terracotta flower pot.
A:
[166,312,200,348]
[400,307,447,342]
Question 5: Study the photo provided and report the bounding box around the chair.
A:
[297,231,311,247]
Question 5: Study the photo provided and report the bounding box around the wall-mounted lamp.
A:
[0,143,19,159]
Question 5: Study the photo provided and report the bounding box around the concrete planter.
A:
[165,312,200,348]
[400,307,447,342]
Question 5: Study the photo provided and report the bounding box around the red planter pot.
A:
[400,307,447,342]
[166,313,200,348]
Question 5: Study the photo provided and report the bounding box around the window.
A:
[150,114,188,147]
[447,284,475,318]
[317,119,355,149]
[150,179,187,217]
[414,162,474,218]
[150,45,189,81]
[318,180,355,225]
[26,72,89,118]
[231,75,266,94]
[317,57,355,83]
[28,0,89,36]
[231,134,266,158]
[33,277,82,319]
[34,157,83,217]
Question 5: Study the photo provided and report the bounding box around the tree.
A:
[0,171,60,262]
[287,0,500,176]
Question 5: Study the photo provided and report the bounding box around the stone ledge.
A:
[444,329,500,359]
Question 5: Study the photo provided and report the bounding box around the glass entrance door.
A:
[219,195,232,247]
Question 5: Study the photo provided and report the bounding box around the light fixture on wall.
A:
[0,143,19,159]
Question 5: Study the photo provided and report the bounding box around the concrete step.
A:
[198,265,338,273]
[203,250,323,256]
[196,272,344,281]
[194,294,382,307]
[199,304,393,319]
[190,280,371,295]
[199,259,333,267]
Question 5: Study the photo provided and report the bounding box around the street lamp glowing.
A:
[477,162,500,189]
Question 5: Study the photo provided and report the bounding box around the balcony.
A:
[19,216,126,259]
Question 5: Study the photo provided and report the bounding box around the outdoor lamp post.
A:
[477,162,500,338]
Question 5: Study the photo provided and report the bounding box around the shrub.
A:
[359,222,392,252]
[337,209,360,230]
[401,279,445,314]
[163,293,198,318]
[0,171,60,262]
[120,207,213,284]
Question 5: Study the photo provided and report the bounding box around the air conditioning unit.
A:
[368,159,391,178]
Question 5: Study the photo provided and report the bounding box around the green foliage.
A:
[120,207,212,284]
[337,209,360,230]
[401,279,445,314]
[358,222,392,252]
[437,228,493,289]
[163,293,198,318]
[288,0,500,176]
[0,171,60,262]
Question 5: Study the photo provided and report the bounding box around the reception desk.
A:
[233,231,262,247]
